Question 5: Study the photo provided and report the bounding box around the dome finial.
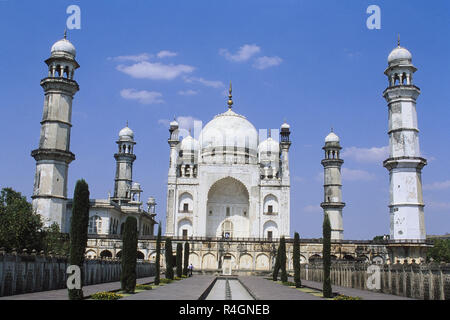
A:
[126,120,128,127]
[64,28,67,40]
[331,127,333,133]
[227,81,233,109]
[397,34,400,47]
[268,129,271,138]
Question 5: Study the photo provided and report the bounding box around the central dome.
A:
[199,109,258,155]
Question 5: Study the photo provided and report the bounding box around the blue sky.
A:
[0,0,449,239]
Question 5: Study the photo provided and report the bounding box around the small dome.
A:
[119,126,134,140]
[147,196,156,204]
[325,132,339,143]
[281,122,290,129]
[51,38,76,57]
[388,46,412,65]
[170,119,179,127]
[131,182,141,190]
[258,137,280,154]
[180,134,199,151]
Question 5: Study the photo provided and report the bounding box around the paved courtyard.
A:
[0,275,414,300]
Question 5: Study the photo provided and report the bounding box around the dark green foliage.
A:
[272,243,281,281]
[42,223,70,256]
[279,236,288,282]
[183,242,189,276]
[176,243,183,278]
[155,223,162,285]
[293,232,301,288]
[0,188,43,251]
[121,216,138,293]
[322,213,332,298]
[68,179,90,300]
[428,239,450,263]
[165,237,174,280]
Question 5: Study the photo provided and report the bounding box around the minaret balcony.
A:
[383,156,427,171]
[320,202,345,209]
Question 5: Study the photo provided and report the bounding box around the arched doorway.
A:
[206,177,250,238]
[100,250,112,258]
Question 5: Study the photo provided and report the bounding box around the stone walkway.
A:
[238,276,322,300]
[291,277,412,300]
[121,275,216,300]
[0,276,155,300]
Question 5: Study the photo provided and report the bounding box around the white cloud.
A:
[252,56,283,70]
[424,180,450,191]
[178,89,198,96]
[117,61,195,80]
[341,146,389,163]
[303,205,322,214]
[108,53,152,62]
[184,77,224,88]
[120,89,164,105]
[219,44,261,62]
[342,168,376,181]
[157,50,178,58]
[158,116,202,133]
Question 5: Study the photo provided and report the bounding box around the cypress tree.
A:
[293,232,301,288]
[280,236,288,282]
[183,242,189,276]
[176,242,183,278]
[323,213,332,298]
[121,216,138,293]
[68,179,90,300]
[272,241,281,281]
[165,237,174,280]
[154,223,161,285]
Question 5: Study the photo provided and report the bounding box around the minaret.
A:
[383,39,426,240]
[279,121,291,237]
[31,32,79,229]
[112,124,136,203]
[320,130,345,241]
[165,118,179,236]
[279,121,291,183]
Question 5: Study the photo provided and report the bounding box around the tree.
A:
[293,232,301,288]
[121,216,138,293]
[272,242,281,281]
[428,239,450,263]
[322,213,332,298]
[0,187,43,251]
[176,243,183,278]
[279,236,288,282]
[68,179,90,300]
[165,237,174,280]
[183,242,190,276]
[154,223,162,285]
[42,223,70,256]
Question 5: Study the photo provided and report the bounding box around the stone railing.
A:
[0,248,155,297]
[301,261,450,300]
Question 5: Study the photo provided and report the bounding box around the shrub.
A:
[121,216,138,293]
[282,281,296,286]
[160,278,173,284]
[68,179,90,300]
[135,284,153,290]
[333,295,362,300]
[91,291,123,300]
